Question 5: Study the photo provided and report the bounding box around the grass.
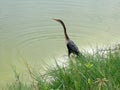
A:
[3,44,120,90]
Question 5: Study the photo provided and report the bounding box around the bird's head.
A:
[53,18,63,24]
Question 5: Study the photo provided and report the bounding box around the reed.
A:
[4,44,120,90]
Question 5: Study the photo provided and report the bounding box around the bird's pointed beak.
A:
[53,18,59,22]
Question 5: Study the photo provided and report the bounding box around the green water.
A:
[0,0,120,87]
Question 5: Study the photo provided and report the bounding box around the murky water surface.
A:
[0,0,120,87]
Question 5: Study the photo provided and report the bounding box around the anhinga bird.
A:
[53,19,81,57]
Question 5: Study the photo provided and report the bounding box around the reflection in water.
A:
[0,0,120,87]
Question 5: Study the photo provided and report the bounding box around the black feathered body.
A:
[66,40,80,57]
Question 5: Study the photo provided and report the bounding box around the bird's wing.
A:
[67,40,79,53]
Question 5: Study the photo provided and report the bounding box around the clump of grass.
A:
[4,44,120,90]
[3,66,34,90]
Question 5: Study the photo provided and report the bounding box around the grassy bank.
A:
[3,44,120,90]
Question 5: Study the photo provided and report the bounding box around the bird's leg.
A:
[68,50,71,58]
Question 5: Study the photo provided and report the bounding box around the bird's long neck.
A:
[60,21,69,41]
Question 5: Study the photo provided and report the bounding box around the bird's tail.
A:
[77,52,84,58]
